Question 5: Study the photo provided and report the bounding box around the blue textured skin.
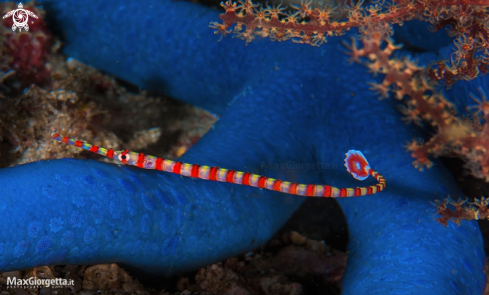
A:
[0,1,486,293]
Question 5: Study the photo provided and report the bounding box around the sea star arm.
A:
[0,94,309,275]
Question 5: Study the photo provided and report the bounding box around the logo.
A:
[6,276,75,289]
[2,3,38,32]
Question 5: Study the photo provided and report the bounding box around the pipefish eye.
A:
[118,150,130,162]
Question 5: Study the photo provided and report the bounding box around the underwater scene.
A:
[0,0,488,294]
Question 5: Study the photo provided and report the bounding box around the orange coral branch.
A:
[346,32,489,181]
[211,0,489,85]
[433,196,489,226]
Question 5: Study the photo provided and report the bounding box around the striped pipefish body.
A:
[50,131,386,197]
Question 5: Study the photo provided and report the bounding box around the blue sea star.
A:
[0,1,486,294]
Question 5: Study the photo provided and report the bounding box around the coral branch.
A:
[433,196,489,226]
[211,0,489,86]
[346,30,489,180]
